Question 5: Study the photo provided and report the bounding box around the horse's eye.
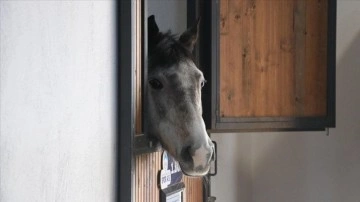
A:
[201,80,207,88]
[149,79,163,90]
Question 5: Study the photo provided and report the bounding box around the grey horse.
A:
[146,15,214,176]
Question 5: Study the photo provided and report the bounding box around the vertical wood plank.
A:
[294,0,307,115]
[182,176,203,202]
[304,0,328,116]
[220,0,229,35]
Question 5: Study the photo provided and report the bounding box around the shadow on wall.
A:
[251,31,360,202]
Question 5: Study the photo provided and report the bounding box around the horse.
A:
[146,15,214,176]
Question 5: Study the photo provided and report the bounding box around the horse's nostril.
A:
[181,146,193,162]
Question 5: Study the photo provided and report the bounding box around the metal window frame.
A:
[117,1,135,202]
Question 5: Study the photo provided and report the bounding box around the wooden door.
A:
[220,0,328,117]
[200,0,336,131]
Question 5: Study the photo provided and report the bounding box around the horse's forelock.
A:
[149,32,194,69]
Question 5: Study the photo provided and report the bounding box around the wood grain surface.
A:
[135,152,203,202]
[220,0,328,117]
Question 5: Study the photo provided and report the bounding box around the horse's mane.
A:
[148,31,194,69]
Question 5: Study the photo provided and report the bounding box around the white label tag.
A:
[160,170,171,189]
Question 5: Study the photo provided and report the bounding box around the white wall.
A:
[212,133,253,202]
[0,1,115,202]
[212,1,360,202]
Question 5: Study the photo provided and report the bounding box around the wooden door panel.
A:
[135,152,203,202]
[219,0,328,118]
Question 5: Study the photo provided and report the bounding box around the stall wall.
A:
[212,1,360,202]
[0,2,116,201]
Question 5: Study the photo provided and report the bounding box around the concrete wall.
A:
[212,1,360,201]
[0,1,116,201]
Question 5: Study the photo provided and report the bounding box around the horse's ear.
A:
[148,15,159,40]
[179,18,200,52]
